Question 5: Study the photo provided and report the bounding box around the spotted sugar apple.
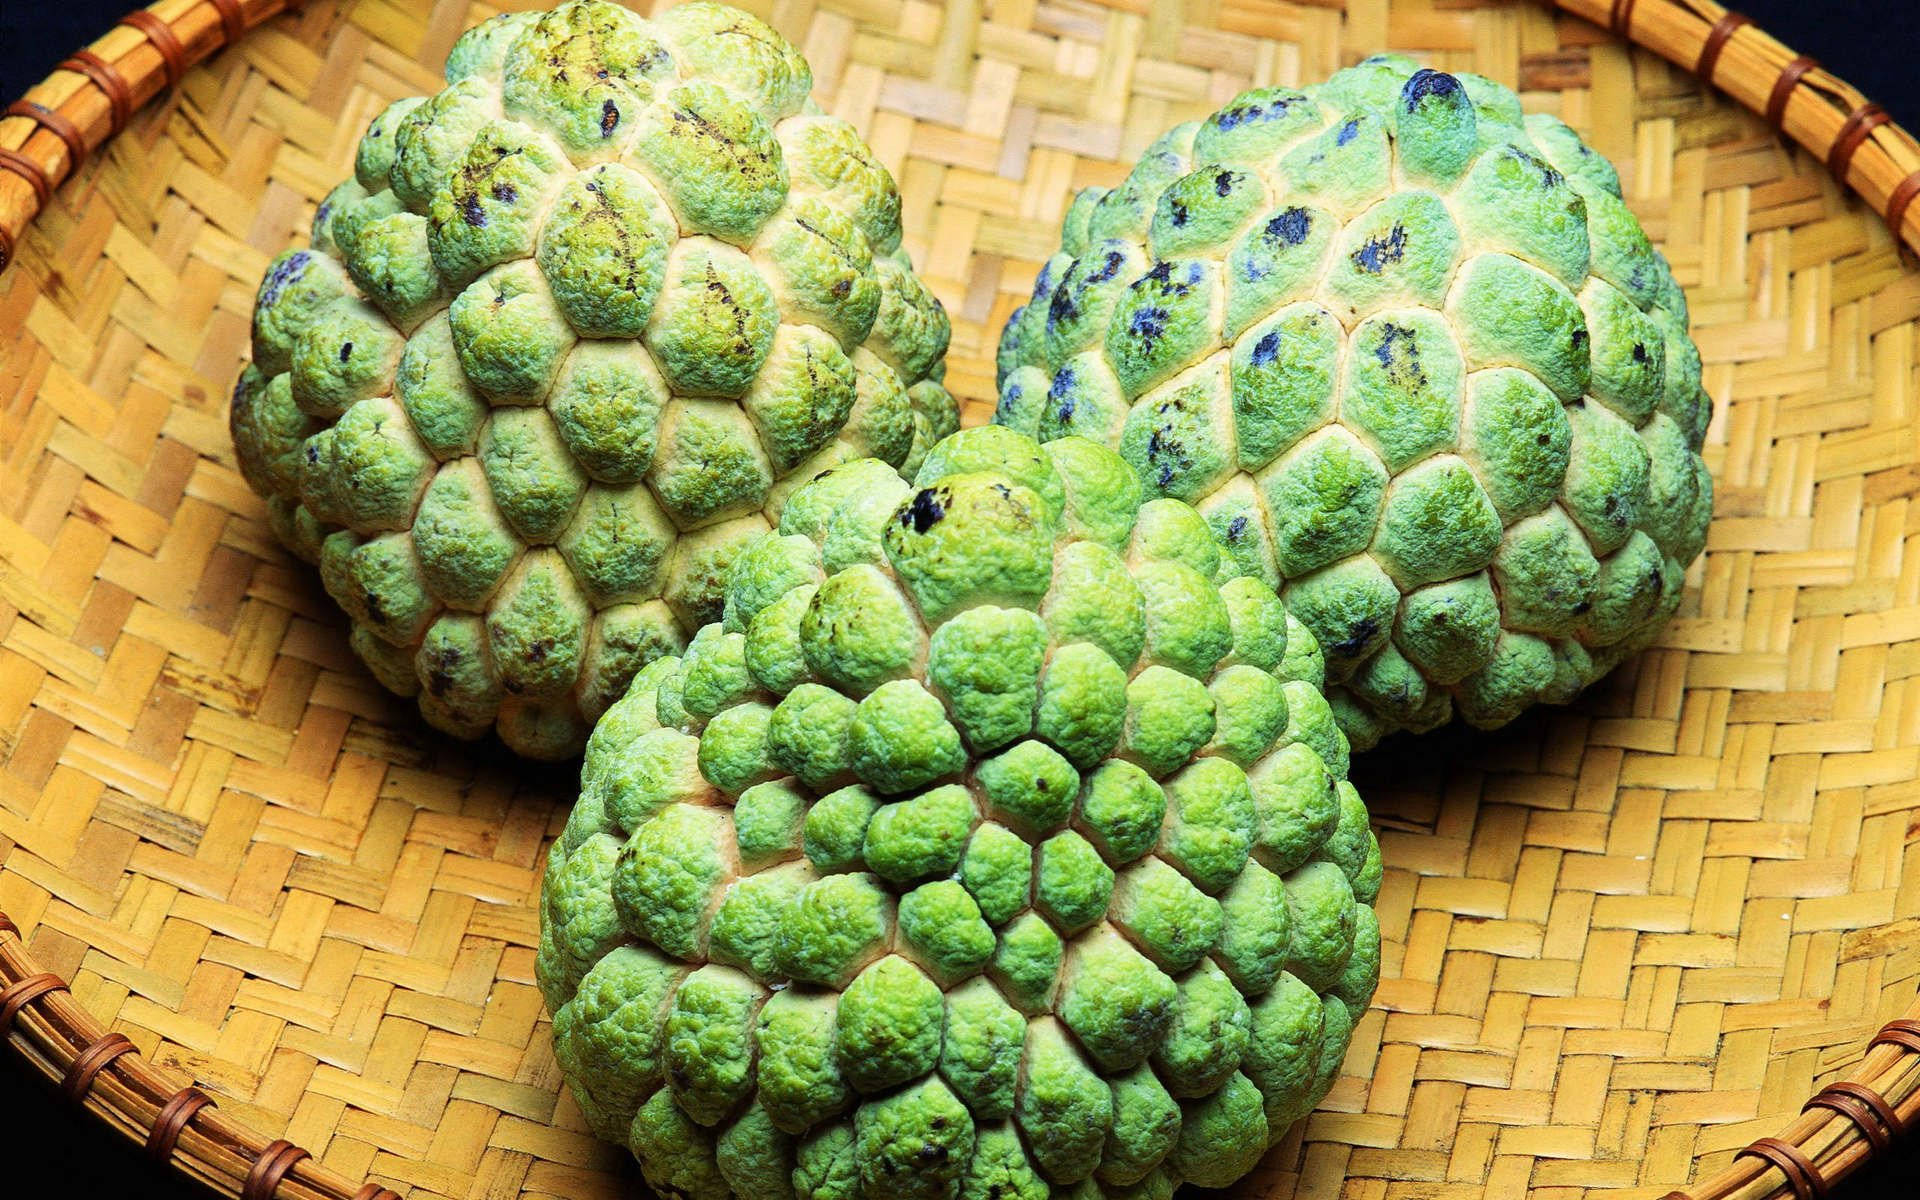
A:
[994,58,1712,748]
[537,427,1381,1198]
[230,1,957,759]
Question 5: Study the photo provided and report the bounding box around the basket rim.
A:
[0,1,1916,1199]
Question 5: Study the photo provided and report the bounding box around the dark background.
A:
[0,1,1916,1198]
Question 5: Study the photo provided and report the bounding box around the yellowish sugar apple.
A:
[231,1,958,759]
[995,58,1713,748]
[538,428,1381,1199]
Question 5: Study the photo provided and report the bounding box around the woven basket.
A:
[1,1,1917,1199]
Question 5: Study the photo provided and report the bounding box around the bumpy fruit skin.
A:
[994,59,1712,748]
[232,2,957,759]
[539,428,1380,1198]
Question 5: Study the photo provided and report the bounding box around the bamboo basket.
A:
[0,1,1917,1199]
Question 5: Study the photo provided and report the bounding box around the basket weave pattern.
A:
[0,2,1917,1199]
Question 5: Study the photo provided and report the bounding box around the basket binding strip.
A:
[0,0,1918,1198]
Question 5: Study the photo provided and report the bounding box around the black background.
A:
[0,1,1916,1197]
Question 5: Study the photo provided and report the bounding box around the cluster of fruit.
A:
[231,5,1710,1197]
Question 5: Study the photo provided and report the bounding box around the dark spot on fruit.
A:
[305,444,320,464]
[1631,342,1650,364]
[460,195,487,227]
[1351,223,1408,274]
[491,181,517,204]
[363,590,386,624]
[528,638,552,663]
[1046,282,1079,330]
[1214,170,1235,196]
[1169,201,1189,228]
[1336,119,1361,147]
[1144,420,1193,492]
[1267,207,1311,246]
[260,251,311,306]
[1031,261,1058,301]
[1251,330,1281,368]
[831,277,852,298]
[1402,68,1461,110]
[1572,327,1589,351]
[1372,322,1427,392]
[905,488,946,533]
[1330,617,1379,657]
[339,342,353,363]
[1227,514,1249,540]
[996,383,1023,421]
[1129,306,1168,351]
[1213,95,1292,131]
[1089,249,1125,283]
[601,99,621,137]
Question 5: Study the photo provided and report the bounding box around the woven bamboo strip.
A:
[0,2,1917,1200]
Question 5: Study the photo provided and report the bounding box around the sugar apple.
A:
[230,1,958,759]
[994,58,1713,748]
[537,427,1381,1198]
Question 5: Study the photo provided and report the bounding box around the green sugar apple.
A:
[538,427,1381,1199]
[231,1,958,759]
[994,58,1712,749]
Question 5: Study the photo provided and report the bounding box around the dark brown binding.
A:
[62,1032,135,1104]
[352,1186,400,1200]
[5,101,86,170]
[0,147,53,206]
[1738,1136,1827,1200]
[1693,10,1749,80]
[1804,1081,1901,1152]
[146,1086,216,1163]
[0,911,15,938]
[1828,103,1891,183]
[60,50,133,134]
[1767,54,1819,130]
[245,1140,310,1200]
[1870,1018,1920,1055]
[1609,0,1638,36]
[207,0,248,46]
[1889,170,1920,243]
[0,973,63,1035]
[121,10,187,89]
